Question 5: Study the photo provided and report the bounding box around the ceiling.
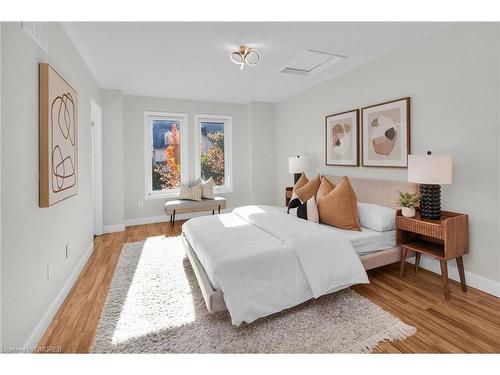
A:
[64,22,445,104]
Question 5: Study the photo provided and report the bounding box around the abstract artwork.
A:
[361,97,410,168]
[39,63,78,207]
[325,109,359,166]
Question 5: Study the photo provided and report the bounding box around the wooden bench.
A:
[164,197,226,224]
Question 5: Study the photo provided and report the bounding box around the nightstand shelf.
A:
[400,240,445,259]
[396,209,469,300]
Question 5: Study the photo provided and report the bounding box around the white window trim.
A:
[144,111,188,199]
[194,114,233,194]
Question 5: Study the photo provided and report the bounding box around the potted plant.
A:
[397,191,419,218]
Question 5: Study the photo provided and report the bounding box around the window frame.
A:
[193,114,233,194]
[144,111,189,199]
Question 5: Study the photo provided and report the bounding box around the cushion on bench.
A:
[164,197,226,215]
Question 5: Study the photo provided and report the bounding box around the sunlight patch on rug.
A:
[111,236,195,344]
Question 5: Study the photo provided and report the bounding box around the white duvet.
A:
[182,205,369,325]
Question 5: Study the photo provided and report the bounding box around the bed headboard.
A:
[324,175,417,210]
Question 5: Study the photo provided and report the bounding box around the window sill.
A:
[146,191,180,200]
[214,187,232,194]
[146,187,232,200]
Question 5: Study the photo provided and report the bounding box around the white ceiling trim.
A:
[61,22,103,85]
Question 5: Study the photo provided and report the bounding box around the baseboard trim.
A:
[124,215,169,226]
[23,241,94,351]
[408,256,500,298]
[124,208,231,227]
[103,223,126,233]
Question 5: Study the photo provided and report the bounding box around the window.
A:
[144,112,188,198]
[194,114,232,193]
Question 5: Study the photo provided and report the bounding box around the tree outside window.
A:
[152,120,181,191]
[200,122,225,186]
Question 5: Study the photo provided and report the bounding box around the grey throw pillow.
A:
[201,177,214,199]
[179,183,202,201]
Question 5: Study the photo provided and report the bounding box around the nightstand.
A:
[285,186,293,206]
[396,210,469,300]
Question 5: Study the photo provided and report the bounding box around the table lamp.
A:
[408,151,452,220]
[288,155,309,184]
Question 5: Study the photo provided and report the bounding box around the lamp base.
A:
[419,184,441,220]
[293,173,301,184]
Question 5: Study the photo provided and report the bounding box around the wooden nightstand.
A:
[396,210,469,300]
[285,186,293,206]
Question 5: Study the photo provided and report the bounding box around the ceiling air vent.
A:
[281,50,346,76]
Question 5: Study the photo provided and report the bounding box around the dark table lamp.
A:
[288,155,309,184]
[408,151,452,220]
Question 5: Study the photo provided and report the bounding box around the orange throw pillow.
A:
[295,175,321,202]
[317,176,335,197]
[317,176,361,231]
[292,173,309,193]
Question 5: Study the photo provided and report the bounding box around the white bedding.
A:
[182,205,369,325]
[323,226,396,256]
[184,215,394,290]
[277,206,396,255]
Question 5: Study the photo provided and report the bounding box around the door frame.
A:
[91,98,103,235]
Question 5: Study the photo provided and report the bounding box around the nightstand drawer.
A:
[396,216,444,240]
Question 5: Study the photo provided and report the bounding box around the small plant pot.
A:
[401,207,416,218]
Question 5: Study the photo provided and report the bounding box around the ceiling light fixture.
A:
[230,45,261,70]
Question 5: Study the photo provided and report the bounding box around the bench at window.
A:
[165,197,227,224]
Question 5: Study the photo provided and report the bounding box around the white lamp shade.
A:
[288,156,309,173]
[408,154,452,185]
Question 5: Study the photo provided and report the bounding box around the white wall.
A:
[119,95,253,223]
[101,89,125,229]
[0,21,3,350]
[248,102,276,205]
[275,23,500,284]
[1,22,101,348]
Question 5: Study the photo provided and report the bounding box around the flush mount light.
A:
[230,45,261,70]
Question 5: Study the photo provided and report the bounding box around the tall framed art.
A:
[325,109,359,166]
[39,63,78,207]
[361,97,410,168]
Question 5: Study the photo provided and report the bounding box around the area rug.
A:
[92,236,415,353]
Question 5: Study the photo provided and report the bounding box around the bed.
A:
[180,176,417,325]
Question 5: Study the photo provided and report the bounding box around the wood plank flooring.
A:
[38,221,500,353]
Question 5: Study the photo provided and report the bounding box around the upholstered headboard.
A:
[324,175,417,210]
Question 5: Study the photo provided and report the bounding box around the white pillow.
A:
[357,202,395,232]
[179,183,202,201]
[287,196,319,223]
[200,177,214,199]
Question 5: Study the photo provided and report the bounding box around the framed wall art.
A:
[325,109,359,166]
[361,97,410,168]
[39,63,78,207]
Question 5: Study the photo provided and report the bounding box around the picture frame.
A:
[325,109,359,166]
[39,63,79,207]
[361,97,410,168]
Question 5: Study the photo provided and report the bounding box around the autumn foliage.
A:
[154,124,181,189]
[201,131,225,185]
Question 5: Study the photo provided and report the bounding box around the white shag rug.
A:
[92,236,415,353]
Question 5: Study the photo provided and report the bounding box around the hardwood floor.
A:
[38,221,500,353]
